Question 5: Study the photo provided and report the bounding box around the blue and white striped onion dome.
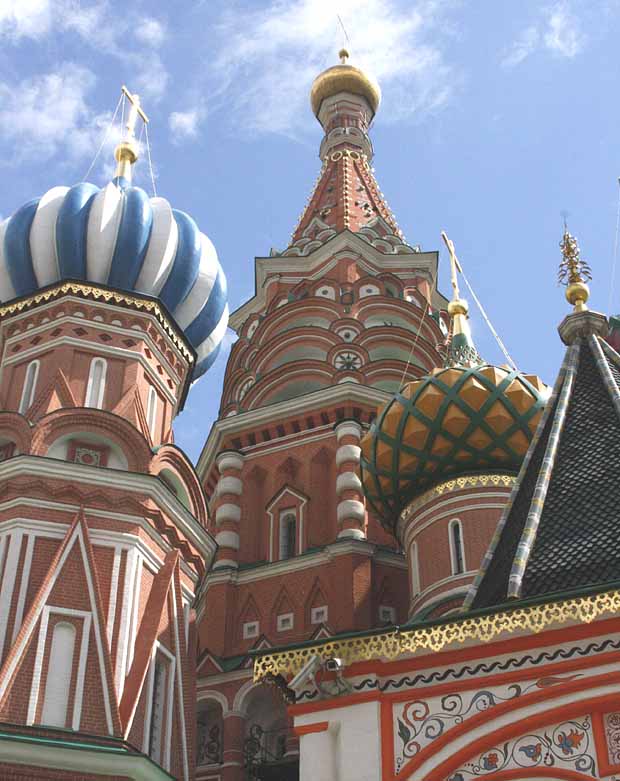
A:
[0,180,228,379]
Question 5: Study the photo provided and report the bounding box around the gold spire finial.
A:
[441,230,467,317]
[339,47,350,64]
[441,231,482,367]
[558,226,592,312]
[114,85,149,183]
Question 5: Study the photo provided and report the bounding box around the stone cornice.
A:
[229,233,446,331]
[197,383,391,478]
[0,455,216,563]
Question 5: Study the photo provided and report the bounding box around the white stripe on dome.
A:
[30,186,69,288]
[86,182,123,284]
[173,233,219,330]
[0,219,16,302]
[134,196,177,296]
[196,304,229,363]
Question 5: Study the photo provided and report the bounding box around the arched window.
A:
[449,519,466,575]
[146,386,158,440]
[85,357,107,409]
[19,360,40,414]
[279,513,296,560]
[40,622,75,727]
[148,657,168,764]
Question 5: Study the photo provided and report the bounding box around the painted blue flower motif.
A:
[519,742,542,761]
[555,729,584,755]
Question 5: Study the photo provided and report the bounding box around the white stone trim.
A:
[215,503,241,525]
[170,578,190,781]
[11,532,34,643]
[336,471,362,495]
[215,452,244,472]
[337,499,365,523]
[448,517,467,575]
[335,421,362,441]
[0,457,216,563]
[337,527,366,541]
[0,504,199,588]
[336,444,361,467]
[106,546,122,645]
[214,476,243,498]
[277,613,294,632]
[0,530,23,657]
[215,531,240,550]
[243,620,259,639]
[212,558,238,570]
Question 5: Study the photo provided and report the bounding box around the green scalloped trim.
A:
[361,366,547,527]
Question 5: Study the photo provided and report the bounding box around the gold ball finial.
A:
[448,299,469,317]
[558,228,592,312]
[339,48,350,64]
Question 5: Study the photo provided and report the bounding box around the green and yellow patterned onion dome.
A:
[360,363,549,529]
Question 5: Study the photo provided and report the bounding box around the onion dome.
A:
[360,233,548,528]
[310,48,381,117]
[0,88,227,380]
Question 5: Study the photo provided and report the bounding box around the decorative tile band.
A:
[0,281,193,362]
[253,586,620,681]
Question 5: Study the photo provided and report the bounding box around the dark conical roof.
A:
[468,313,620,609]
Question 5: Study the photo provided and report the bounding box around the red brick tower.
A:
[0,89,226,780]
[195,51,449,781]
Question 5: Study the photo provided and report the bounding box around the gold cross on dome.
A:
[120,85,149,140]
[441,230,463,303]
[114,86,149,182]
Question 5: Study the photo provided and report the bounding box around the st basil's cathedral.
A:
[0,48,619,781]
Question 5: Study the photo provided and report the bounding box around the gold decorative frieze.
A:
[0,281,194,362]
[253,587,620,681]
[399,473,515,524]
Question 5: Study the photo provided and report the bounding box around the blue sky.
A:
[2,0,620,462]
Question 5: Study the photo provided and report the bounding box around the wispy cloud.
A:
[0,64,114,165]
[204,0,456,135]
[169,107,206,141]
[503,2,585,67]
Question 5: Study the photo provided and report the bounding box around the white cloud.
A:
[544,3,584,57]
[207,0,456,135]
[169,108,205,141]
[503,2,584,67]
[0,64,116,165]
[0,0,51,38]
[135,17,166,47]
[0,1,170,103]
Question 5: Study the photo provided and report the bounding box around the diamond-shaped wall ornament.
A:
[486,399,514,434]
[523,374,548,394]
[504,378,535,415]
[375,439,394,471]
[431,434,452,456]
[467,427,493,449]
[383,400,405,438]
[459,375,488,411]
[416,384,445,418]
[399,450,419,472]
[479,365,509,386]
[402,415,429,450]
[443,402,471,437]
[401,380,423,399]
[507,429,530,453]
[528,409,543,433]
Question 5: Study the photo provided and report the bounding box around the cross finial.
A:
[441,230,463,305]
[114,85,149,185]
[558,225,592,311]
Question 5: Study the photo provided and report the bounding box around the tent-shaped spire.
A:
[467,230,618,609]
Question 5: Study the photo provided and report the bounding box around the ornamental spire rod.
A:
[441,231,482,368]
[558,225,592,312]
[114,86,149,184]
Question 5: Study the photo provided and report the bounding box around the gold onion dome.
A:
[360,365,549,530]
[360,232,549,530]
[310,48,381,117]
